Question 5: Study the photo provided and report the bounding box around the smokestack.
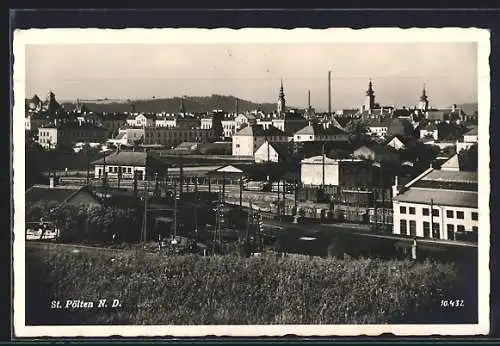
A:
[328,71,332,116]
[308,90,311,110]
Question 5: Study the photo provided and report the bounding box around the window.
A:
[472,226,478,233]
[423,222,430,238]
[432,209,439,217]
[309,136,313,140]
[409,220,416,236]
[456,211,464,219]
[409,207,416,215]
[447,224,455,240]
[235,144,240,148]
[446,210,454,218]
[127,167,132,173]
[400,220,407,235]
[432,223,441,239]
[422,208,429,216]
[400,206,407,214]
[457,225,465,233]
[472,212,478,221]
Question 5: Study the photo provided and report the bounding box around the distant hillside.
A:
[457,102,478,116]
[61,95,279,114]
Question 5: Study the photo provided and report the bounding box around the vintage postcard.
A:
[12,28,490,337]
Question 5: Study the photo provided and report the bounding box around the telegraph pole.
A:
[239,177,243,207]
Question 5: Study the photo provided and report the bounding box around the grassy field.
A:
[26,243,477,325]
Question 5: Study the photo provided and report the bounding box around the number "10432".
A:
[441,299,465,307]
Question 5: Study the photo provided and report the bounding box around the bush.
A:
[25,244,476,325]
[31,204,141,243]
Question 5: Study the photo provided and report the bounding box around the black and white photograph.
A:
[12,28,490,337]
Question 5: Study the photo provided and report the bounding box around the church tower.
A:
[179,98,186,114]
[277,79,286,114]
[418,84,429,111]
[364,79,375,112]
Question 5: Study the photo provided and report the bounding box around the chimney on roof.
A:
[328,71,332,116]
[392,176,399,197]
[49,176,57,188]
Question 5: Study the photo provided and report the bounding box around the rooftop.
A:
[234,124,286,137]
[422,169,478,184]
[25,185,98,211]
[294,124,347,136]
[394,187,477,208]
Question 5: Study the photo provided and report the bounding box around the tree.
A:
[458,144,478,172]
[345,121,368,143]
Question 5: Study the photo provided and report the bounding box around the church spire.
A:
[364,78,375,112]
[179,97,186,114]
[277,78,286,114]
[420,84,428,101]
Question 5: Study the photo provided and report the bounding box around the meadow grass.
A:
[25,244,476,325]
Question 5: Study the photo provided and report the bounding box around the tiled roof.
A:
[294,124,347,136]
[234,125,285,137]
[92,151,158,166]
[422,169,478,184]
[25,185,96,210]
[464,126,478,136]
[423,123,438,131]
[394,187,477,208]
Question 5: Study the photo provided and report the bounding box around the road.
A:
[262,219,478,248]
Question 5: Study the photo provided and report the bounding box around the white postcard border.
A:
[12,27,491,337]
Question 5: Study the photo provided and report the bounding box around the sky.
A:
[25,42,478,110]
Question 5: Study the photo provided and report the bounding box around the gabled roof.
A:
[25,185,100,211]
[294,123,347,136]
[464,126,478,136]
[92,151,167,167]
[234,124,285,137]
[175,142,199,150]
[422,123,438,131]
[440,154,461,171]
[363,117,394,128]
[394,187,477,208]
[354,143,398,157]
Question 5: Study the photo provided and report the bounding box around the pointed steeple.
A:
[418,83,429,111]
[277,79,286,114]
[364,79,375,112]
[179,97,186,114]
[366,79,374,97]
[420,84,428,102]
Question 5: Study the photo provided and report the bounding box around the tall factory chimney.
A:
[328,71,332,116]
[308,90,311,115]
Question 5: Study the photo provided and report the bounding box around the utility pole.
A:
[239,177,243,207]
[173,178,178,240]
[179,154,184,194]
[381,163,385,232]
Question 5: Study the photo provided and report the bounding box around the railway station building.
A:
[392,168,478,242]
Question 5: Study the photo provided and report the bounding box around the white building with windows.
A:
[392,168,478,242]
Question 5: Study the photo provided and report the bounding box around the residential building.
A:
[25,183,101,221]
[254,140,291,163]
[293,123,349,143]
[232,125,287,157]
[386,136,407,151]
[25,114,51,132]
[93,151,169,181]
[300,156,377,187]
[38,123,108,150]
[353,144,400,162]
[420,123,439,140]
[201,116,213,130]
[221,114,237,139]
[463,126,478,143]
[392,168,478,241]
[235,113,257,130]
